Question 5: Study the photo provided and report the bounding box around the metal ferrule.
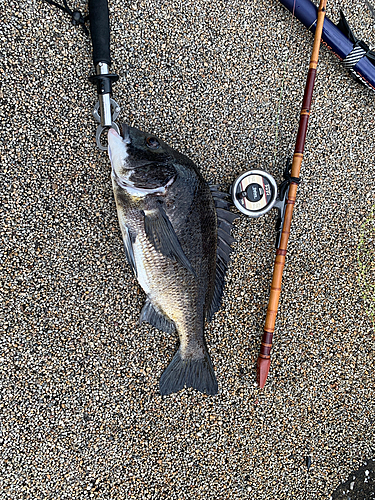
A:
[96,62,113,127]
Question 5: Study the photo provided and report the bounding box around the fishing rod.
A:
[43,0,120,149]
[279,0,375,92]
[257,0,327,387]
[232,0,328,388]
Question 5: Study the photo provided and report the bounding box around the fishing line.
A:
[43,0,89,35]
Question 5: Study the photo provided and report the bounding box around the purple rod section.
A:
[279,0,375,91]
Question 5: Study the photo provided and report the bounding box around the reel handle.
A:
[88,0,111,66]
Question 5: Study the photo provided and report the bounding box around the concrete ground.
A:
[1,0,374,498]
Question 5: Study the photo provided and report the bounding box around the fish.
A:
[107,124,237,395]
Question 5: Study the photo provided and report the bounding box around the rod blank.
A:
[257,0,328,389]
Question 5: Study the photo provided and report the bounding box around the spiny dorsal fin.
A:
[207,184,239,321]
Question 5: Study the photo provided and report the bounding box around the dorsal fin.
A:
[207,184,239,321]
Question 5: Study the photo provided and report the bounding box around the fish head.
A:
[108,125,177,193]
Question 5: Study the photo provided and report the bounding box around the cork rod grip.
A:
[257,0,327,388]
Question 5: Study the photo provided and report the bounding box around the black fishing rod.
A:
[88,0,121,150]
[44,0,120,149]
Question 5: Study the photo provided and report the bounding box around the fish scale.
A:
[108,124,237,395]
[133,219,207,357]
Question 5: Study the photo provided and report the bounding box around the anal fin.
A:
[140,298,176,334]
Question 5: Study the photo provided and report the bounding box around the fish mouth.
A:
[116,124,169,170]
[109,124,176,196]
[108,126,167,190]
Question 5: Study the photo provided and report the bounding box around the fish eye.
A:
[146,136,160,149]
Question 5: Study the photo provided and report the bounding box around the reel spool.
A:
[231,170,278,218]
[231,165,294,248]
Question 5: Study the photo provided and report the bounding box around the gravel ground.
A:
[1,0,375,498]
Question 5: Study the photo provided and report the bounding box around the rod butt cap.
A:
[257,357,271,388]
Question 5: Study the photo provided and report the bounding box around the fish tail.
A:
[159,348,218,396]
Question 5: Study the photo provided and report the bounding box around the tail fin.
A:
[159,349,218,396]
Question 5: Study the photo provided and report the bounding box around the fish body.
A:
[107,125,236,395]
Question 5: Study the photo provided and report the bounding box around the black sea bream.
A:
[107,125,237,395]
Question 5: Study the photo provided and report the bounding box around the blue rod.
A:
[279,0,375,91]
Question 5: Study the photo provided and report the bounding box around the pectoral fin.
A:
[122,225,137,277]
[143,206,195,276]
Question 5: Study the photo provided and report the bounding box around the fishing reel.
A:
[231,170,278,218]
[231,161,295,248]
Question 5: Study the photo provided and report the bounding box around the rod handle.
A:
[88,0,111,66]
[257,329,273,388]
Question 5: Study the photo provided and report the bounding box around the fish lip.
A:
[107,125,130,145]
[108,126,133,175]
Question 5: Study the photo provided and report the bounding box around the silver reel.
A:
[231,170,278,218]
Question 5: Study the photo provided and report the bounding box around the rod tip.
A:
[257,357,271,388]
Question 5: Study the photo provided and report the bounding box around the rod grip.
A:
[89,0,111,66]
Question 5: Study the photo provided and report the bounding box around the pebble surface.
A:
[1,0,375,498]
